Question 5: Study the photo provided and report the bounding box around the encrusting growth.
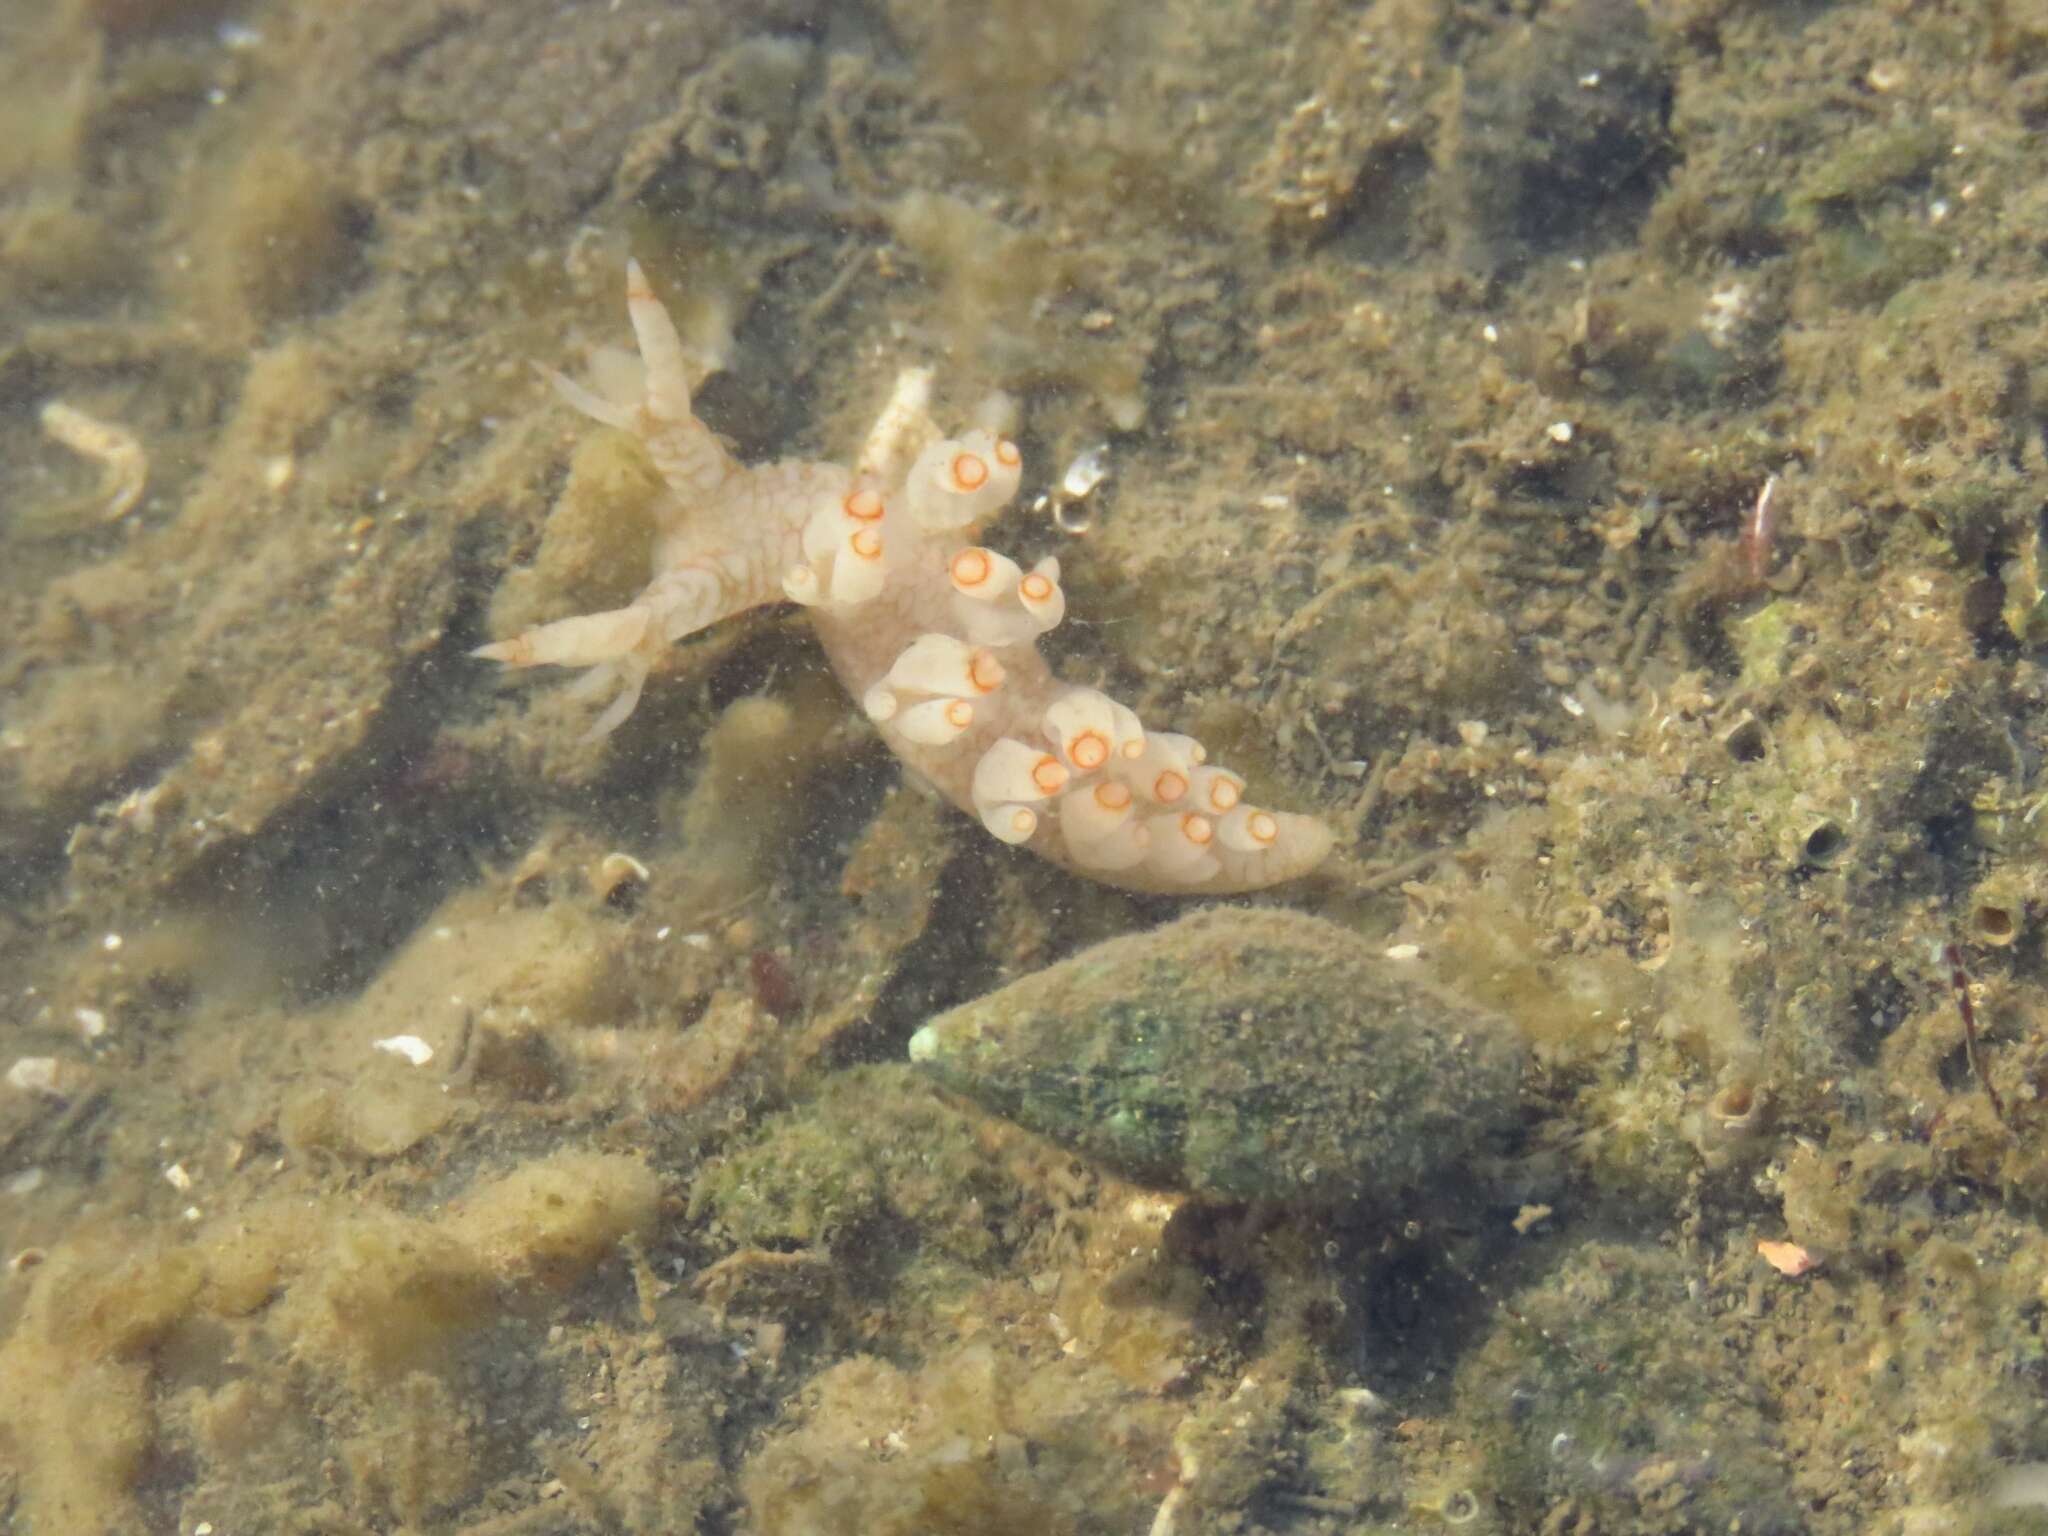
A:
[478,263,1333,895]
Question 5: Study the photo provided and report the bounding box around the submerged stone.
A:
[1456,1243,1800,1532]
[908,908,1525,1204]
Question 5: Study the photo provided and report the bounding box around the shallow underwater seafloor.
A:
[6,0,2048,1531]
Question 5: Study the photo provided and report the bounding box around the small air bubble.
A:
[1051,498,1095,536]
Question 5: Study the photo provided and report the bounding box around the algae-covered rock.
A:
[741,1344,1170,1536]
[689,1064,1018,1268]
[909,909,1525,1204]
[1457,1243,1799,1533]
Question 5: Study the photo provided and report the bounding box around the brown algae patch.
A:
[740,1343,1173,1536]
[0,1152,656,1530]
[1457,1242,1797,1532]
[181,144,368,334]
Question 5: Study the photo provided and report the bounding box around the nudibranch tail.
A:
[477,264,1334,893]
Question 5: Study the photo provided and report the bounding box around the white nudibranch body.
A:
[476,263,1334,894]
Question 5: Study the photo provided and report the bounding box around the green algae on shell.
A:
[908,908,1525,1204]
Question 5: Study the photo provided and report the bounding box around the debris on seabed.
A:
[1943,941,2013,1130]
[372,1034,435,1066]
[1039,444,1111,534]
[1757,1238,1820,1278]
[1742,473,1781,585]
[594,851,651,906]
[38,400,149,521]
[6,1058,65,1098]
[1061,444,1110,499]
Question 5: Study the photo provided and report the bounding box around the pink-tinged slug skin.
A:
[477,264,1333,895]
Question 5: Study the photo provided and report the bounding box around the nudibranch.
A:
[477,263,1333,895]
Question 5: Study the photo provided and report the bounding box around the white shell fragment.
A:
[373,1034,436,1066]
[39,400,148,520]
[6,1058,63,1097]
[1061,444,1111,500]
